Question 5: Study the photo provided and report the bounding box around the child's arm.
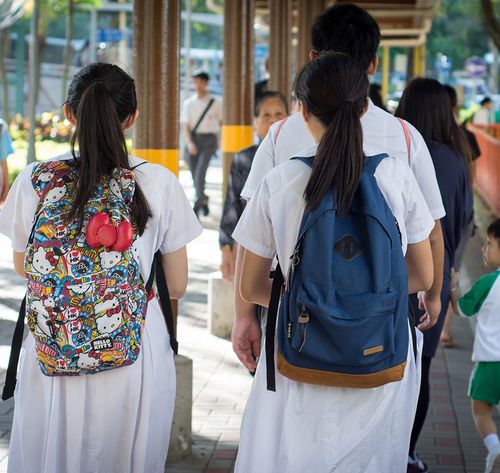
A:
[458,271,500,317]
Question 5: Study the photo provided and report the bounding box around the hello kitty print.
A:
[24,160,148,377]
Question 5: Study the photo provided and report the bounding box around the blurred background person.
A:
[219,91,288,282]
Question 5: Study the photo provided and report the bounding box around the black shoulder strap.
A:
[2,251,177,401]
[266,264,284,392]
[191,98,215,136]
[2,296,26,400]
[151,251,178,354]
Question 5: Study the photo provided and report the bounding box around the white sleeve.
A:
[157,175,203,254]
[233,177,276,259]
[240,122,277,201]
[408,124,446,220]
[404,169,435,244]
[215,99,223,122]
[0,164,38,252]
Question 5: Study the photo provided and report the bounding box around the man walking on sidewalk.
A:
[181,70,222,217]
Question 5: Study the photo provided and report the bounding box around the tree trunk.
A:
[28,0,40,164]
[0,29,10,122]
[62,0,73,104]
[481,0,500,51]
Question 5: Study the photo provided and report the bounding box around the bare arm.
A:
[183,124,197,155]
[239,249,273,307]
[231,246,265,371]
[161,246,188,299]
[13,251,25,278]
[405,239,433,294]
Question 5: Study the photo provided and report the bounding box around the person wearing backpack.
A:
[231,52,434,473]
[232,3,445,379]
[0,63,202,473]
[395,79,474,473]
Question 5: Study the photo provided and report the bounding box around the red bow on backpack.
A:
[85,212,133,251]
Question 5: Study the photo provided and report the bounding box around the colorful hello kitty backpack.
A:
[2,159,177,400]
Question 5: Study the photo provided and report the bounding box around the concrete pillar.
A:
[222,0,254,197]
[132,0,180,175]
[269,0,293,102]
[208,272,235,339]
[296,0,326,71]
[381,46,390,102]
[167,354,193,461]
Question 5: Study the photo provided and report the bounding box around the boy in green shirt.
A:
[459,218,500,473]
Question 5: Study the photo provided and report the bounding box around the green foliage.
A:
[181,0,223,50]
[426,0,491,71]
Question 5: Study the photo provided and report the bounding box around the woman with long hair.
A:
[231,52,434,472]
[0,63,202,473]
[395,78,473,473]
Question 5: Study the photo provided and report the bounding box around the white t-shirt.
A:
[180,93,222,134]
[241,100,446,221]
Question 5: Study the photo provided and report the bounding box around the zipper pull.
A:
[287,322,292,339]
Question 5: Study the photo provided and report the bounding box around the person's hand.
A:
[187,141,198,156]
[220,245,236,282]
[416,291,441,331]
[232,315,261,372]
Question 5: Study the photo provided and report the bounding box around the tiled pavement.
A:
[0,159,498,473]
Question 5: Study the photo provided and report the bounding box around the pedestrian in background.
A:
[219,91,288,282]
[396,78,473,473]
[0,118,14,206]
[181,70,222,217]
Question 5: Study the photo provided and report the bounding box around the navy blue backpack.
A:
[265,153,412,391]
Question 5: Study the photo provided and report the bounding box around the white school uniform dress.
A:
[241,100,446,222]
[0,153,202,473]
[232,145,435,473]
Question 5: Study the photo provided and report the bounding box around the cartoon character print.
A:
[96,311,123,334]
[45,181,67,204]
[94,293,120,314]
[109,178,122,199]
[99,250,122,270]
[77,353,100,370]
[32,247,58,275]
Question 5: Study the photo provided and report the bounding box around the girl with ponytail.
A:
[0,63,202,473]
[231,52,435,472]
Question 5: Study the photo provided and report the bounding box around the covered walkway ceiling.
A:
[256,0,441,47]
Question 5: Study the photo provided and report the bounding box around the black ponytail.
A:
[294,52,368,214]
[66,63,151,234]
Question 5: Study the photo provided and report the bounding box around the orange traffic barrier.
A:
[469,124,500,216]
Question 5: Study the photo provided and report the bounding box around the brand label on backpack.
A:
[24,159,148,376]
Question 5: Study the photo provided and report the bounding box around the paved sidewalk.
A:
[0,159,497,473]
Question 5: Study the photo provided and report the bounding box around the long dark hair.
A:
[66,63,151,234]
[395,78,472,169]
[293,52,369,213]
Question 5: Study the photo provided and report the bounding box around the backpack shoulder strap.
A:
[396,117,411,164]
[364,153,389,176]
[266,263,284,392]
[290,155,314,168]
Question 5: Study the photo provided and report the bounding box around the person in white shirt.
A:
[232,4,445,381]
[472,97,493,126]
[180,70,222,216]
[232,51,434,473]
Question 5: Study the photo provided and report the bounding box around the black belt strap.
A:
[408,299,418,362]
[266,264,284,392]
[2,251,177,401]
